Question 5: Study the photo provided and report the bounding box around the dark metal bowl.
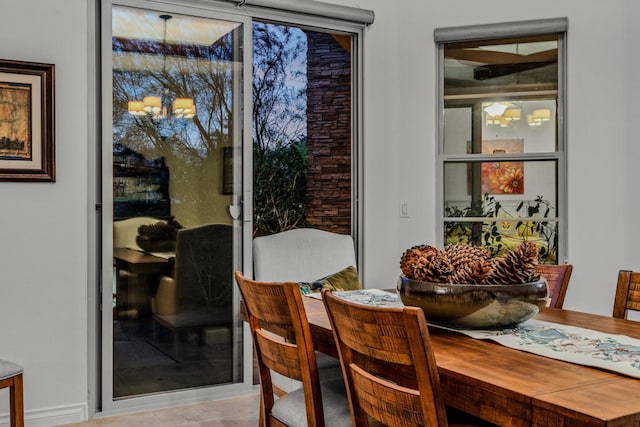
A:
[397,275,548,329]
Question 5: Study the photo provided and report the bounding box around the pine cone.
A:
[444,244,490,269]
[412,249,453,282]
[449,258,492,284]
[400,245,438,279]
[485,241,539,284]
[442,245,490,284]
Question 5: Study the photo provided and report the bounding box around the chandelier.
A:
[484,102,551,128]
[127,14,195,120]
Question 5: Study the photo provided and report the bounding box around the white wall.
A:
[0,0,89,424]
[1,0,639,424]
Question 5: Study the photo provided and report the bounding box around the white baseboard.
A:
[0,402,88,427]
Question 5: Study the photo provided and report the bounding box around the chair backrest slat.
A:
[536,264,573,308]
[614,270,640,319]
[323,289,448,427]
[254,331,304,381]
[350,364,423,425]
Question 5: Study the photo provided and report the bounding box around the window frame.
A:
[435,18,568,263]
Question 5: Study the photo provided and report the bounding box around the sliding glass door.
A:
[102,2,250,410]
[99,0,366,415]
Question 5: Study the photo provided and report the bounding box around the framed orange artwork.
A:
[481,139,524,194]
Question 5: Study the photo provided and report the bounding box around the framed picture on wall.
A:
[481,138,524,195]
[0,59,55,181]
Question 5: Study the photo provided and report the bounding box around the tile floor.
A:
[66,393,260,426]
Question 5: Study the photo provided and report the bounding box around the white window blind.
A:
[434,17,567,42]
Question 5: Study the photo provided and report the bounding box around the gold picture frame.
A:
[0,59,55,181]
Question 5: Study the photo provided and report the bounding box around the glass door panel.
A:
[110,4,244,400]
[252,22,355,237]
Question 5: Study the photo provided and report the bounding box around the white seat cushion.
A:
[271,377,351,427]
[0,359,22,380]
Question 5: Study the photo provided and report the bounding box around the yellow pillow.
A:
[298,265,362,294]
[313,265,362,292]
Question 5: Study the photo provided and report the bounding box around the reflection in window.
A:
[444,161,558,262]
[113,6,241,224]
[437,21,566,264]
[252,22,354,237]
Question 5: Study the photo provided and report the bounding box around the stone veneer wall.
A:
[305,32,352,234]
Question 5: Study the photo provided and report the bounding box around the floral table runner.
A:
[326,289,640,379]
[438,318,640,379]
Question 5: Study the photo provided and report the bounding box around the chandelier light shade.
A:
[172,98,195,117]
[503,108,521,120]
[533,109,551,122]
[127,101,146,117]
[528,109,551,126]
[484,102,551,127]
[142,96,162,114]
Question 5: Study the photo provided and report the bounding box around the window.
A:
[436,19,567,264]
[252,22,356,237]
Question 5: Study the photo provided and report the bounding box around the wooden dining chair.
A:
[0,359,24,427]
[235,272,350,427]
[612,270,640,319]
[322,289,489,427]
[536,264,573,308]
[252,228,356,394]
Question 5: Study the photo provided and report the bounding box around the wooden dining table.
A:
[301,296,640,427]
